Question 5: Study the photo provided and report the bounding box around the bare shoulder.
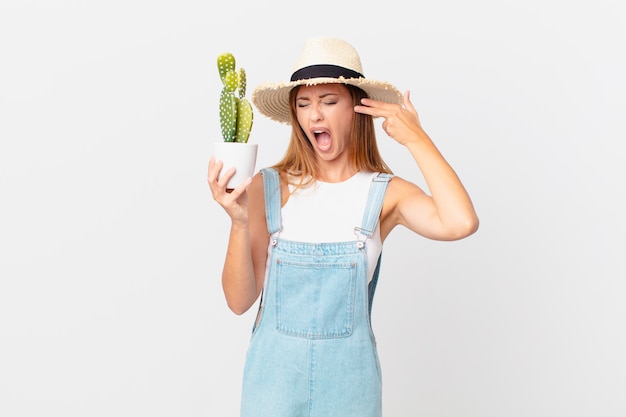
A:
[248,169,290,207]
[380,176,429,240]
[382,176,428,217]
[387,175,426,195]
[247,170,289,226]
[247,172,266,226]
[248,172,265,201]
[381,174,479,241]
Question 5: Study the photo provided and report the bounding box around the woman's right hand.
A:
[207,156,253,227]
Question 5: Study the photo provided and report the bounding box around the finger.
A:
[402,90,417,114]
[217,166,236,188]
[207,157,224,183]
[354,98,394,118]
[360,97,393,108]
[353,101,377,116]
[227,176,253,195]
[208,156,215,177]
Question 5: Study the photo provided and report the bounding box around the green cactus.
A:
[218,52,253,143]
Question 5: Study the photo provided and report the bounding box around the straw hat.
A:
[251,37,403,124]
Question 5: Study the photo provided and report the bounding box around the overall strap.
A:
[357,172,394,318]
[356,173,394,239]
[260,168,283,235]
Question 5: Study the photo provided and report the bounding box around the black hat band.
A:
[290,64,364,82]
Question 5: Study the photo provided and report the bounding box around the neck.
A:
[316,165,359,183]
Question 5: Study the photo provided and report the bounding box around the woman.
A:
[208,37,479,417]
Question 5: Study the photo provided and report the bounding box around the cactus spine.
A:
[218,52,253,143]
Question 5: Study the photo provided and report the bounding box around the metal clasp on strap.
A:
[353,227,369,250]
[270,231,279,247]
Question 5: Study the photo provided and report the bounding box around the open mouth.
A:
[313,129,332,151]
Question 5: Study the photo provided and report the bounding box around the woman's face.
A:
[295,83,354,164]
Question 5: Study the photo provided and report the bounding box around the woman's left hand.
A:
[354,90,424,146]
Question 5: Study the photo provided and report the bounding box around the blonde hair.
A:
[272,84,392,189]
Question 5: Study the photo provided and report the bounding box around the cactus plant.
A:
[218,52,253,143]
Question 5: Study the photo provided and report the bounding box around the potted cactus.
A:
[212,52,257,190]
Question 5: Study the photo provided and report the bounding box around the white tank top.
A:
[277,171,383,282]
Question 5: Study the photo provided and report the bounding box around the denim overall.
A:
[240,167,392,417]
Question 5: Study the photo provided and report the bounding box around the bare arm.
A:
[207,158,268,314]
[355,91,479,241]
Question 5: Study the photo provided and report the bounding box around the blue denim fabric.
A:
[240,168,392,417]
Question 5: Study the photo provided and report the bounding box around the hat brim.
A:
[251,77,403,125]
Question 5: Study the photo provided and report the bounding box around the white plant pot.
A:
[212,141,258,189]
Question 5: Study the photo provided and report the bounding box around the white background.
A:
[1,1,625,416]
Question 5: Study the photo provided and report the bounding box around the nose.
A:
[310,104,323,122]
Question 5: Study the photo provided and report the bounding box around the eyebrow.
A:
[296,92,340,101]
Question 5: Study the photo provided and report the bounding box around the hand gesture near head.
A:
[354,90,424,146]
[356,90,479,241]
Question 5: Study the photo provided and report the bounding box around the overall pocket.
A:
[275,258,357,339]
